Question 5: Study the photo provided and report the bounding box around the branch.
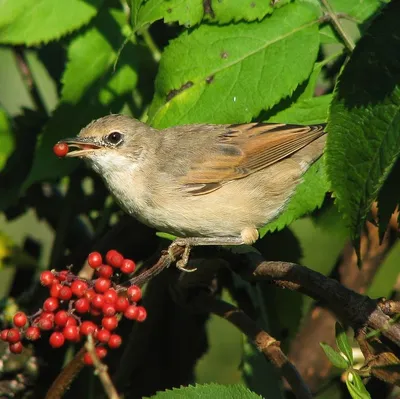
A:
[320,0,355,52]
[234,254,400,345]
[85,335,119,399]
[196,294,312,399]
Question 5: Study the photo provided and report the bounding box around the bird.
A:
[59,114,326,269]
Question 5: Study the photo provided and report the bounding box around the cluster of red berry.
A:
[0,250,146,365]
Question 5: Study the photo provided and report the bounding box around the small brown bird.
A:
[61,115,326,269]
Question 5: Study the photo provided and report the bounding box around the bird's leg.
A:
[168,228,259,271]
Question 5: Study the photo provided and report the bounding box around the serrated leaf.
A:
[258,96,331,236]
[335,322,353,365]
[22,8,140,187]
[326,0,400,242]
[320,342,349,369]
[210,0,275,24]
[133,0,204,31]
[0,109,13,172]
[346,372,372,399]
[146,383,262,399]
[0,0,103,46]
[148,2,321,128]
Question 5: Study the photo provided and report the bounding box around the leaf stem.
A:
[320,0,355,52]
[140,28,161,62]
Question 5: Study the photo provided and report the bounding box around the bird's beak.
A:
[60,137,102,158]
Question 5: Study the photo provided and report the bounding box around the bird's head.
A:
[60,114,158,175]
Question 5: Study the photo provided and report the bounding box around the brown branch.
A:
[288,210,398,389]
[232,254,400,346]
[196,294,312,399]
[85,335,119,399]
[44,348,85,399]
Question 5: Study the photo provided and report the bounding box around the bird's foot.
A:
[168,238,197,272]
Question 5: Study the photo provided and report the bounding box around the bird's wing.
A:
[180,122,326,195]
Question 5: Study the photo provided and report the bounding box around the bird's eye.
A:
[106,131,123,145]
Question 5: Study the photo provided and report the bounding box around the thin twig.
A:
[140,28,161,62]
[320,0,355,52]
[199,295,312,399]
[45,348,86,399]
[85,335,120,399]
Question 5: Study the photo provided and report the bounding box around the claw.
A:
[168,239,197,272]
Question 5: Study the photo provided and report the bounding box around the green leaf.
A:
[0,109,13,172]
[146,383,262,399]
[0,0,103,46]
[335,322,353,365]
[258,96,331,235]
[320,342,349,369]
[210,0,275,24]
[148,2,321,128]
[133,0,204,31]
[23,8,140,187]
[346,372,372,399]
[326,0,400,241]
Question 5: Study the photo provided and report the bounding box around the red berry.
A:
[96,329,110,343]
[43,297,59,312]
[75,297,90,313]
[7,328,21,343]
[124,305,139,320]
[102,316,118,331]
[115,297,129,313]
[1,329,9,341]
[136,306,147,322]
[83,347,107,365]
[121,259,136,274]
[54,310,69,326]
[102,303,116,317]
[63,325,80,341]
[96,346,107,359]
[94,277,111,293]
[50,283,63,298]
[80,321,97,336]
[88,252,102,269]
[104,289,118,304]
[9,341,23,354]
[50,332,65,348]
[65,317,78,327]
[13,312,28,328]
[40,271,55,286]
[25,326,41,341]
[41,311,55,322]
[53,142,69,157]
[91,294,105,309]
[105,250,118,265]
[84,289,96,301]
[71,280,88,297]
[97,265,113,279]
[59,286,72,301]
[83,352,93,365]
[58,270,69,281]
[38,317,53,331]
[110,253,123,268]
[108,334,122,349]
[127,285,142,303]
[90,307,102,317]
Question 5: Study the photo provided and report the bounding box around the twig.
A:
[198,295,313,399]
[320,0,355,52]
[45,348,86,399]
[85,335,120,399]
[140,28,161,62]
